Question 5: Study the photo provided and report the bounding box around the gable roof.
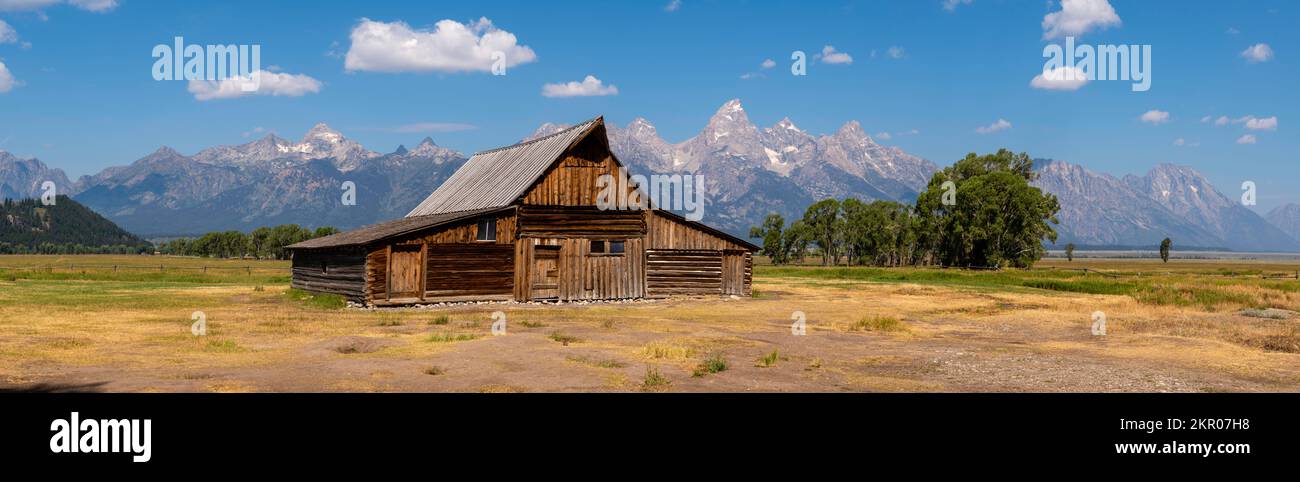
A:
[286,206,511,250]
[406,118,602,217]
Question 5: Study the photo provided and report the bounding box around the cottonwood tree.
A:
[1066,243,1075,262]
[914,149,1060,268]
[802,199,844,266]
[1160,238,1172,263]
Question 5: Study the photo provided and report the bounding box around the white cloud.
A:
[66,0,116,12]
[1042,0,1122,40]
[1200,115,1212,123]
[187,70,323,101]
[0,0,116,12]
[541,75,618,98]
[976,119,1012,134]
[1242,116,1274,131]
[875,132,892,140]
[887,46,905,59]
[0,19,16,44]
[942,0,974,12]
[739,72,763,80]
[760,58,776,69]
[1240,43,1274,63]
[1226,27,1240,35]
[344,17,538,74]
[0,61,15,93]
[664,0,681,12]
[819,45,853,65]
[1173,138,1199,147]
[1140,110,1170,125]
[1237,134,1257,145]
[1030,66,1089,91]
[1215,115,1230,126]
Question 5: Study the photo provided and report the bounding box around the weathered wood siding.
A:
[722,250,752,296]
[410,213,516,245]
[514,237,645,301]
[646,211,751,251]
[425,243,514,300]
[645,249,722,297]
[291,248,367,301]
[366,247,387,301]
[518,205,643,237]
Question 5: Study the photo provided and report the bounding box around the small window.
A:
[590,240,624,256]
[476,218,497,241]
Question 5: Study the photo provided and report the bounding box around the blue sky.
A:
[0,0,1294,210]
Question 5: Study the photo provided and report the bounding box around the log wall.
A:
[291,248,367,301]
[514,236,645,301]
[645,249,723,297]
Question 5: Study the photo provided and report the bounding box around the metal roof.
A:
[286,206,511,250]
[405,118,601,217]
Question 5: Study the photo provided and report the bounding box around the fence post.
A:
[247,266,252,276]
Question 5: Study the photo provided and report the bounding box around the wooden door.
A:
[722,251,746,296]
[530,245,560,300]
[387,245,423,299]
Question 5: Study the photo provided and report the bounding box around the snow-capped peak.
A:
[775,117,801,132]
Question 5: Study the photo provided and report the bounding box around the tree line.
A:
[157,224,339,260]
[750,149,1062,269]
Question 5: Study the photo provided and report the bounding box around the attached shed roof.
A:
[405,118,601,217]
[286,206,511,250]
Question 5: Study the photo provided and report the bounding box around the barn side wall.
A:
[363,211,518,304]
[644,211,753,297]
[291,248,368,301]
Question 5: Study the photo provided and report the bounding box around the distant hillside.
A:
[0,195,150,253]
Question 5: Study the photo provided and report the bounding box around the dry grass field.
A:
[1,254,1298,392]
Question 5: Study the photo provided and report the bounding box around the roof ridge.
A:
[473,117,601,156]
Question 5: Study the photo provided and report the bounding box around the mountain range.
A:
[0,98,1297,252]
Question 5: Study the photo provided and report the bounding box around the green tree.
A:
[802,199,843,266]
[1065,243,1075,262]
[313,226,340,238]
[914,149,1060,268]
[750,214,789,264]
[1159,238,1172,263]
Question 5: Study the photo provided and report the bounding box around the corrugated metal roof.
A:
[405,118,601,217]
[286,206,511,249]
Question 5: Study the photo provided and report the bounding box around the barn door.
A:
[387,245,423,300]
[722,251,746,296]
[530,245,561,300]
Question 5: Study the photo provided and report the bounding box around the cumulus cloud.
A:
[1030,66,1089,91]
[0,61,15,93]
[0,0,116,12]
[1140,110,1170,125]
[0,19,16,44]
[541,75,618,98]
[1236,134,1257,145]
[664,0,681,12]
[1215,115,1230,126]
[1240,43,1274,63]
[942,0,974,12]
[976,119,1012,134]
[187,70,323,101]
[760,59,776,69]
[1242,116,1274,131]
[819,45,853,64]
[887,46,906,59]
[344,17,538,74]
[875,132,892,140]
[1042,0,1121,40]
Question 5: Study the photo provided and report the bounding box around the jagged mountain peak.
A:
[303,123,343,141]
[773,117,801,132]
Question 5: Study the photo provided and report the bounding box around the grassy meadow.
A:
[1,254,1298,392]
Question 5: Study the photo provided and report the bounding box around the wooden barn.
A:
[286,117,757,305]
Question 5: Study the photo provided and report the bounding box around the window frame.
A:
[476,217,497,242]
[588,239,625,257]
